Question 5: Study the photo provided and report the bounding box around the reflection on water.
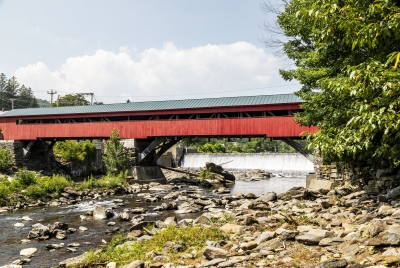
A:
[230,176,305,195]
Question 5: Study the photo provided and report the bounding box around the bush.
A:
[0,147,13,172]
[15,168,37,187]
[54,140,96,162]
[103,129,130,175]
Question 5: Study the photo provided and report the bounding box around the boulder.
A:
[20,248,37,258]
[203,246,228,260]
[27,224,49,239]
[122,260,145,268]
[93,205,114,219]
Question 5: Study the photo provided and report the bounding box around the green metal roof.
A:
[0,93,302,117]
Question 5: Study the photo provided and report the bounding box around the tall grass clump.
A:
[79,172,127,191]
[81,225,226,266]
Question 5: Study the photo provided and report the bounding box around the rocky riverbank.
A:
[3,170,400,267]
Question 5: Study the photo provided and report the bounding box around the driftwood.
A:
[158,165,199,177]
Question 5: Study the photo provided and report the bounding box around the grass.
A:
[79,225,226,267]
[0,170,128,206]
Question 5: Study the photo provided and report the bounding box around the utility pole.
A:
[10,98,16,110]
[78,93,94,105]
[47,89,57,107]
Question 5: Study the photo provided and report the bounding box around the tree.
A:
[103,129,130,175]
[267,0,400,171]
[0,73,7,111]
[55,94,90,107]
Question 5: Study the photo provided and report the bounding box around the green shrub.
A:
[199,168,214,180]
[35,175,73,195]
[15,168,37,187]
[0,147,13,172]
[0,184,10,206]
[54,140,96,162]
[103,129,130,175]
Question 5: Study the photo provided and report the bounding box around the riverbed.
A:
[0,176,305,267]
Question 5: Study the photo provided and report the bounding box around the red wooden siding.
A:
[0,116,318,140]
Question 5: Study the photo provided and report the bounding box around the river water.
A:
[0,176,305,267]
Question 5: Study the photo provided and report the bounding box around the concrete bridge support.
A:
[122,137,182,183]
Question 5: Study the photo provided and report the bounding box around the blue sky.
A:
[0,0,299,103]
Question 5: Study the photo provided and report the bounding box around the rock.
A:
[255,231,275,245]
[239,241,257,251]
[58,254,85,267]
[219,224,244,235]
[295,229,330,245]
[22,216,33,221]
[203,258,226,267]
[79,226,88,232]
[319,237,345,246]
[67,243,80,247]
[387,186,400,200]
[258,192,277,203]
[368,225,400,246]
[56,230,68,240]
[122,260,145,268]
[27,224,49,239]
[14,223,24,228]
[93,205,114,219]
[106,262,117,268]
[20,248,37,258]
[314,259,347,268]
[203,246,228,260]
[120,211,130,221]
[63,186,81,196]
[45,243,64,249]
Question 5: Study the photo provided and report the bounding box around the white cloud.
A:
[14,42,285,103]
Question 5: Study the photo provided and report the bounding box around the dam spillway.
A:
[181,153,314,176]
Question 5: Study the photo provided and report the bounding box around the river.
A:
[0,176,305,267]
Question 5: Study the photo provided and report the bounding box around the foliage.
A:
[15,168,38,187]
[0,147,13,172]
[78,172,127,190]
[53,140,96,162]
[81,225,226,266]
[270,0,400,170]
[199,168,214,180]
[0,73,39,110]
[103,129,130,176]
[55,93,90,107]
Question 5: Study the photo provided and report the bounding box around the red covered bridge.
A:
[0,93,317,141]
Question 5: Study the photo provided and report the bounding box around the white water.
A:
[181,153,314,176]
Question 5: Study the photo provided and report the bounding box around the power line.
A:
[47,89,57,106]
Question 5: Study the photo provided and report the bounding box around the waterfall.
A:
[181,153,314,176]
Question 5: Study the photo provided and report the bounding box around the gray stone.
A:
[368,225,400,246]
[58,254,85,267]
[45,243,64,249]
[314,259,347,268]
[217,259,241,267]
[20,248,37,258]
[295,229,329,245]
[255,231,275,245]
[93,205,114,219]
[122,260,145,268]
[203,258,226,267]
[387,186,400,200]
[319,237,345,246]
[239,241,257,251]
[27,224,49,239]
[120,211,130,221]
[203,246,228,260]
[257,192,277,203]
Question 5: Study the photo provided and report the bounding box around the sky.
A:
[0,0,298,104]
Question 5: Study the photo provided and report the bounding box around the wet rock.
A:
[14,223,24,228]
[22,216,33,221]
[203,246,228,260]
[20,248,37,258]
[45,243,64,249]
[120,211,130,221]
[27,223,49,239]
[67,243,80,247]
[93,205,114,219]
[56,230,68,240]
